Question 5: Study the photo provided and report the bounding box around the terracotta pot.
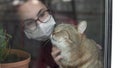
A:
[0,49,31,68]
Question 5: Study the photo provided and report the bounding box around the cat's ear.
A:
[77,21,87,34]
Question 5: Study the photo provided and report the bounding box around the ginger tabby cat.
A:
[50,21,103,68]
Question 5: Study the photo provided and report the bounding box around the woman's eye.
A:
[39,13,45,17]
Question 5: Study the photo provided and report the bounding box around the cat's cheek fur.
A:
[57,42,71,64]
[51,38,71,61]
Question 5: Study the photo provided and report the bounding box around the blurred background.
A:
[0,0,105,67]
[0,0,105,64]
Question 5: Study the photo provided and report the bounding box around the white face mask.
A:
[24,15,56,41]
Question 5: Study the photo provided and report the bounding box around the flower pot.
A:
[0,49,31,68]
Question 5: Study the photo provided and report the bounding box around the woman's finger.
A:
[55,55,62,65]
[51,47,61,58]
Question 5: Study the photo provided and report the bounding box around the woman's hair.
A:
[0,0,48,22]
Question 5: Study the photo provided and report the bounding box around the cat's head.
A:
[50,21,87,50]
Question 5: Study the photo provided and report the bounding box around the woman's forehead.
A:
[18,0,47,20]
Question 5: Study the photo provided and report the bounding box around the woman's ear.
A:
[77,21,87,34]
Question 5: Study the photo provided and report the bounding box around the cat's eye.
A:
[62,30,70,39]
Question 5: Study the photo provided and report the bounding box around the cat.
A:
[50,21,103,68]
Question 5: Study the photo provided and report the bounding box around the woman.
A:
[17,0,60,68]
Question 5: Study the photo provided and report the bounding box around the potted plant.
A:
[0,24,31,68]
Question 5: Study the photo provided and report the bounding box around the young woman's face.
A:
[17,0,56,41]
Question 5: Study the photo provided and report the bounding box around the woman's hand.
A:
[51,46,62,65]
